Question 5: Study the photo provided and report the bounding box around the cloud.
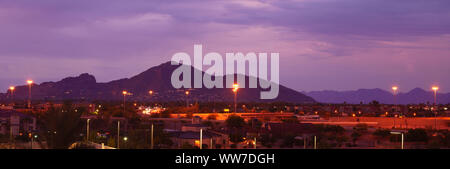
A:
[0,0,450,92]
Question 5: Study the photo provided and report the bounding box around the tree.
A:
[38,101,83,149]
[351,131,362,144]
[353,123,368,133]
[406,129,428,142]
[373,128,391,139]
[225,115,246,144]
[225,115,245,129]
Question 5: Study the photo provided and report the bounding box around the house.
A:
[0,109,36,136]
[264,122,317,138]
[168,117,228,149]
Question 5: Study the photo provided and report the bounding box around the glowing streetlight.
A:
[9,86,15,102]
[233,84,239,113]
[392,86,398,105]
[185,91,190,107]
[122,90,127,114]
[432,86,439,130]
[432,86,439,105]
[27,80,33,109]
[149,90,154,106]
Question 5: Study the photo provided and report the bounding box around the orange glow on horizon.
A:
[9,86,15,91]
[27,80,33,85]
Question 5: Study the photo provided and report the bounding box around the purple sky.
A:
[1,0,450,93]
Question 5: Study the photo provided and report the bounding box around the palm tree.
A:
[38,101,83,149]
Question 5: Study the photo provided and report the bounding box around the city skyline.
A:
[1,0,450,92]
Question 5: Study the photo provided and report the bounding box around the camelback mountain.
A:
[1,62,315,103]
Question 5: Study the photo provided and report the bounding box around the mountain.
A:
[305,88,450,104]
[0,62,315,103]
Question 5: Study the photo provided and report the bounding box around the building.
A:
[168,116,229,149]
[0,109,36,136]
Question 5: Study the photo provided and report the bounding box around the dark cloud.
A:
[1,0,450,92]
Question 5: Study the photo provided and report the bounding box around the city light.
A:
[233,83,239,93]
[432,86,439,91]
[9,86,15,91]
[431,86,439,130]
[149,90,153,95]
[392,86,398,92]
[233,83,239,113]
[122,90,128,95]
[27,79,33,109]
[185,90,190,107]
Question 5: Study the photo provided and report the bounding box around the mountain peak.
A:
[60,73,96,84]
[408,87,427,93]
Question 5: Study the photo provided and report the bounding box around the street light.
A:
[86,119,90,141]
[150,123,154,149]
[392,86,398,111]
[200,128,203,150]
[390,131,404,149]
[122,90,127,114]
[432,86,439,130]
[117,121,120,149]
[233,83,239,113]
[432,86,439,105]
[9,86,15,103]
[185,91,190,107]
[149,90,154,106]
[27,80,33,109]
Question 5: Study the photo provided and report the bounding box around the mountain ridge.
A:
[304,88,450,104]
[0,61,315,103]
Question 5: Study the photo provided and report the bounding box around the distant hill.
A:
[0,62,315,103]
[305,88,450,104]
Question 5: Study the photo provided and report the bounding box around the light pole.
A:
[199,128,203,150]
[392,86,398,115]
[149,90,154,106]
[117,121,120,149]
[390,131,404,149]
[392,86,398,105]
[9,86,15,105]
[314,136,317,149]
[233,84,239,113]
[122,90,127,114]
[86,119,90,141]
[150,123,154,149]
[27,80,33,109]
[432,86,439,130]
[185,91,190,107]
